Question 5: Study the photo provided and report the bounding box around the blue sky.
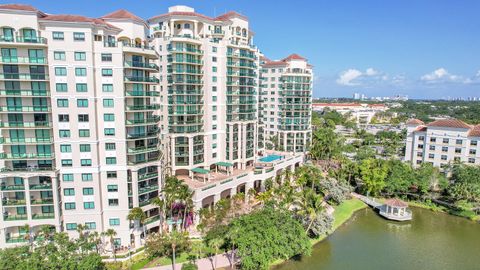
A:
[6,0,480,99]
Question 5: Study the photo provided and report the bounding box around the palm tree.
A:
[127,207,147,242]
[165,230,189,270]
[76,223,86,239]
[151,197,166,232]
[88,231,102,253]
[104,228,117,261]
[208,237,224,270]
[226,227,240,268]
[181,189,194,230]
[294,189,323,234]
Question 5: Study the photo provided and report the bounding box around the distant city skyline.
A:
[7,0,480,98]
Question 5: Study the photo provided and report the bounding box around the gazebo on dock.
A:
[379,198,412,221]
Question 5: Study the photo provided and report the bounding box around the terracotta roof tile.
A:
[384,198,408,208]
[214,11,248,21]
[283,53,306,61]
[41,15,120,30]
[427,119,472,129]
[0,4,38,12]
[262,53,308,67]
[406,119,424,125]
[148,11,214,22]
[468,125,480,137]
[101,9,145,24]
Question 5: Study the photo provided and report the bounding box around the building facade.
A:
[405,118,480,168]
[260,54,313,153]
[0,4,313,249]
[312,102,388,125]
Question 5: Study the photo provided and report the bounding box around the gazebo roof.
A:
[215,161,233,167]
[384,198,408,208]
[191,168,210,174]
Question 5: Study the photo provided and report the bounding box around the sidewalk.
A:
[145,252,236,270]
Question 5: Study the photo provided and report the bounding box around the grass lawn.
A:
[332,198,367,230]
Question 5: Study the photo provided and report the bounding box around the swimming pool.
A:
[259,154,283,162]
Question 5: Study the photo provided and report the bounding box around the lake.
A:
[275,207,480,270]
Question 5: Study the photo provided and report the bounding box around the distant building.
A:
[312,103,387,125]
[353,93,361,100]
[405,119,480,168]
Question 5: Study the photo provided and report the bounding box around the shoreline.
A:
[270,198,367,269]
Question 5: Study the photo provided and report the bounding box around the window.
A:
[212,76,217,82]
[57,99,69,107]
[65,203,76,210]
[103,99,114,107]
[212,96,217,102]
[441,155,448,160]
[77,99,88,107]
[55,67,67,76]
[52,31,64,40]
[212,143,217,149]
[442,146,448,152]
[83,188,94,195]
[102,84,113,92]
[76,83,87,92]
[468,158,475,164]
[430,137,436,142]
[61,159,72,167]
[82,173,93,181]
[75,68,86,76]
[212,86,217,92]
[471,140,478,146]
[59,130,70,138]
[212,124,217,130]
[443,138,449,144]
[107,185,118,192]
[109,218,120,226]
[107,171,117,178]
[64,188,75,196]
[105,143,116,150]
[428,154,434,159]
[79,144,91,152]
[78,114,89,122]
[108,199,119,206]
[66,223,77,231]
[212,56,217,62]
[81,159,92,166]
[429,145,435,150]
[85,222,96,230]
[74,51,86,61]
[212,66,217,72]
[60,144,71,153]
[456,139,463,145]
[54,51,65,60]
[455,148,462,154]
[469,149,476,155]
[104,128,115,136]
[62,174,73,182]
[102,68,113,76]
[213,105,217,111]
[212,134,217,140]
[212,46,217,52]
[104,114,115,121]
[106,157,117,164]
[101,53,112,61]
[56,83,67,92]
[73,32,85,41]
[84,202,95,209]
[212,115,217,121]
[418,136,425,141]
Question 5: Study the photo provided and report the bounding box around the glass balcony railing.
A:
[0,153,54,160]
[138,172,158,181]
[32,213,54,220]
[2,199,26,206]
[0,73,48,80]
[124,76,159,83]
[125,90,160,97]
[30,198,54,205]
[3,214,28,221]
[127,145,159,154]
[0,184,25,191]
[138,184,159,195]
[124,61,159,70]
[167,46,203,54]
[0,137,53,144]
[0,106,50,112]
[29,183,53,190]
[0,36,47,44]
[0,89,49,96]
[0,121,52,128]
[125,116,160,125]
[0,56,47,64]
[0,166,54,173]
[126,104,160,111]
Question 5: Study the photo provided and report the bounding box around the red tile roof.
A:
[415,126,427,132]
[0,4,39,12]
[214,11,248,21]
[148,10,248,23]
[468,125,480,137]
[406,119,424,125]
[41,15,120,30]
[262,53,308,67]
[427,119,472,129]
[384,198,408,208]
[101,9,145,24]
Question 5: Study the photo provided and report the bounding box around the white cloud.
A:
[336,69,363,86]
[365,68,378,76]
[420,68,462,83]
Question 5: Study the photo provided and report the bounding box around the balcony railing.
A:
[32,213,54,220]
[125,116,160,125]
[0,36,47,44]
[127,145,159,154]
[0,153,54,160]
[126,104,160,111]
[0,137,53,144]
[0,89,50,96]
[0,121,52,128]
[0,56,47,64]
[2,199,26,206]
[0,166,54,173]
[0,106,51,112]
[29,183,53,190]
[0,184,25,191]
[0,73,48,80]
[3,214,28,221]
[124,61,159,70]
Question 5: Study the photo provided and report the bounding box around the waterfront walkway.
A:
[145,252,236,270]
[351,193,382,209]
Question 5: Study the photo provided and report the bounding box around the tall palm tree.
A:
[181,189,194,230]
[127,207,147,242]
[226,226,240,268]
[151,197,166,232]
[164,230,189,270]
[208,237,224,270]
[104,228,117,261]
[294,189,323,234]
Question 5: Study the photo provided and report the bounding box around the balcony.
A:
[167,58,203,65]
[0,137,53,144]
[29,183,53,190]
[126,130,159,140]
[138,172,158,181]
[125,90,160,97]
[30,198,54,205]
[0,56,47,65]
[138,184,159,195]
[0,36,47,45]
[0,121,52,128]
[0,73,48,81]
[2,199,26,206]
[3,214,28,221]
[0,106,51,113]
[0,153,54,160]
[127,145,159,154]
[125,116,160,126]
[121,43,157,57]
[5,236,28,243]
[0,184,25,191]
[145,215,160,225]
[167,79,203,84]
[128,155,160,166]
[168,109,203,115]
[124,76,159,83]
[0,166,54,173]
[126,104,160,111]
[0,89,50,96]
[167,46,203,54]
[124,61,159,70]
[32,213,54,220]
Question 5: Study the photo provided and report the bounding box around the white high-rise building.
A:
[0,4,312,249]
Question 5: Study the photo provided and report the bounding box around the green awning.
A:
[215,162,233,167]
[191,168,210,174]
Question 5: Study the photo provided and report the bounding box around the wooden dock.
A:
[352,193,412,221]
